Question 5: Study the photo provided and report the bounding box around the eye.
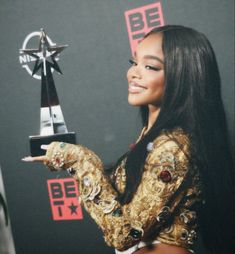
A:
[145,65,161,71]
[128,59,137,66]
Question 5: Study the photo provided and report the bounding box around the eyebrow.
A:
[143,55,164,64]
[133,52,164,64]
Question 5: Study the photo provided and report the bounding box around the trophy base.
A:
[29,132,76,156]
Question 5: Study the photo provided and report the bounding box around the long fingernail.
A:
[41,145,48,150]
[22,157,32,162]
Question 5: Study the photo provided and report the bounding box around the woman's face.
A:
[127,33,165,108]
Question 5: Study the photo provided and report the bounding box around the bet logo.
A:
[47,178,83,221]
[125,2,165,55]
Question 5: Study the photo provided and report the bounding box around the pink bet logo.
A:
[125,2,165,55]
[47,178,83,221]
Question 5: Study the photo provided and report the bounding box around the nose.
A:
[127,65,141,80]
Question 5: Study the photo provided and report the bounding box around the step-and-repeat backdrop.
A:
[0,1,234,254]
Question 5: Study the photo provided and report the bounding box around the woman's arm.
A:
[43,133,191,251]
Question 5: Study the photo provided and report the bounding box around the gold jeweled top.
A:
[45,128,202,251]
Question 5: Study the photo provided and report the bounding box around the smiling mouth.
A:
[128,82,146,94]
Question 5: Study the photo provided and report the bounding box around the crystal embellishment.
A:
[129,228,142,239]
[112,208,123,217]
[83,176,91,187]
[60,142,66,148]
[146,142,154,151]
[52,152,65,169]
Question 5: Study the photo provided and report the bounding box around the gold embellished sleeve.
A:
[45,133,190,251]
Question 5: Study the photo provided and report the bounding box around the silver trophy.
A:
[20,29,76,156]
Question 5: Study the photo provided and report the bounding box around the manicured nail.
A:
[22,156,33,162]
[41,145,48,150]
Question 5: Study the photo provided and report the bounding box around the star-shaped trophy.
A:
[20,29,76,156]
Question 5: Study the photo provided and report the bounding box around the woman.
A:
[23,25,234,254]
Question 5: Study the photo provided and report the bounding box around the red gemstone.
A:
[55,157,61,164]
[160,170,172,183]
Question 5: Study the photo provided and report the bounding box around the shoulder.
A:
[155,128,190,154]
[146,128,191,167]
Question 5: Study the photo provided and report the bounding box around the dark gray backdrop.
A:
[0,1,234,254]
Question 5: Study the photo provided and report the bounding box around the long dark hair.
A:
[110,25,234,253]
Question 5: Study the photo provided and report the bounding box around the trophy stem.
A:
[40,62,68,135]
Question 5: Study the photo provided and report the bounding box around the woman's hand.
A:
[21,145,49,164]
